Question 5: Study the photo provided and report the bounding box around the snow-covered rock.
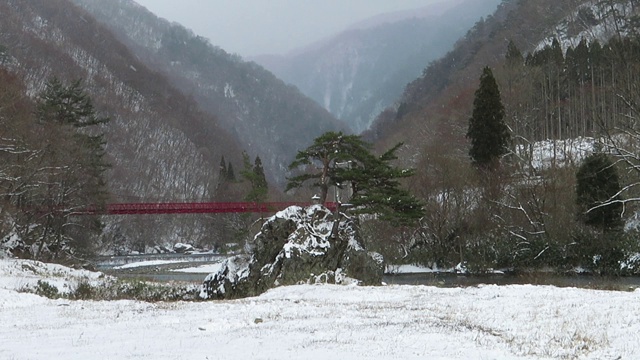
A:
[173,243,194,253]
[200,205,384,299]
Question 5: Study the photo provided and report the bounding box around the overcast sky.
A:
[134,0,450,57]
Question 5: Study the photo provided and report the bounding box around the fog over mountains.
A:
[253,0,501,133]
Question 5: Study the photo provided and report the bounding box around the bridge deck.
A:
[78,202,337,215]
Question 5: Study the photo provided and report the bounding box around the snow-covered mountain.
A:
[71,0,348,185]
[0,0,243,246]
[253,0,501,133]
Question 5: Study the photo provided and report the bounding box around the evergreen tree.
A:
[36,78,110,208]
[573,38,591,83]
[505,39,523,66]
[467,67,510,170]
[287,132,424,226]
[550,37,564,66]
[32,78,110,259]
[525,38,564,67]
[218,155,228,181]
[576,152,623,231]
[226,162,236,182]
[252,156,268,192]
[215,155,229,194]
[286,131,370,204]
[37,78,109,129]
[575,152,626,274]
[343,143,424,226]
[241,152,268,202]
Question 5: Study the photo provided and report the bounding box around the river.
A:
[93,254,640,290]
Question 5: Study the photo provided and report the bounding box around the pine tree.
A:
[575,152,625,274]
[37,78,109,128]
[218,155,228,181]
[252,156,268,191]
[241,152,268,203]
[33,78,110,259]
[505,39,523,66]
[215,155,229,194]
[36,78,110,207]
[576,152,623,231]
[345,143,424,226]
[226,162,236,182]
[467,66,510,170]
[287,132,424,226]
[286,132,370,204]
[550,37,564,66]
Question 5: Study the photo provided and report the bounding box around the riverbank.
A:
[97,255,640,291]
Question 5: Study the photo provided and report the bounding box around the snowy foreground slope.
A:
[1,259,640,359]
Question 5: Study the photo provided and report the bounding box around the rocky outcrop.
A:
[200,205,384,300]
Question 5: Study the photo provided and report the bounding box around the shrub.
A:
[72,280,97,300]
[576,152,623,231]
[22,277,200,302]
[34,280,60,299]
[113,280,200,302]
[571,227,637,275]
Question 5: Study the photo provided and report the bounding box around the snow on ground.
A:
[113,259,193,270]
[535,0,637,52]
[0,258,106,296]
[1,257,640,359]
[516,137,595,171]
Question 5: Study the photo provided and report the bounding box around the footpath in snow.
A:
[1,257,639,360]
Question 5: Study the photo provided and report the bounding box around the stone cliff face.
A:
[200,205,384,300]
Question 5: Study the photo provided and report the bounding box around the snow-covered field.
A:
[1,258,640,359]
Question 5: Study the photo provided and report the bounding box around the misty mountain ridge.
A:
[259,0,466,59]
[344,0,466,32]
[253,0,501,133]
[72,0,347,185]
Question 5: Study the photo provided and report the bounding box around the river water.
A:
[94,255,640,290]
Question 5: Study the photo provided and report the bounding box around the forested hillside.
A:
[71,0,347,184]
[0,0,246,256]
[359,0,640,273]
[369,0,640,148]
[367,0,575,147]
[254,0,501,133]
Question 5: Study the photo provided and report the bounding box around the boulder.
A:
[200,205,384,300]
[173,243,194,253]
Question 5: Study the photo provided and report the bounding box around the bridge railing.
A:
[75,202,338,215]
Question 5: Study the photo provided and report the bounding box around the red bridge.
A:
[78,202,338,215]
